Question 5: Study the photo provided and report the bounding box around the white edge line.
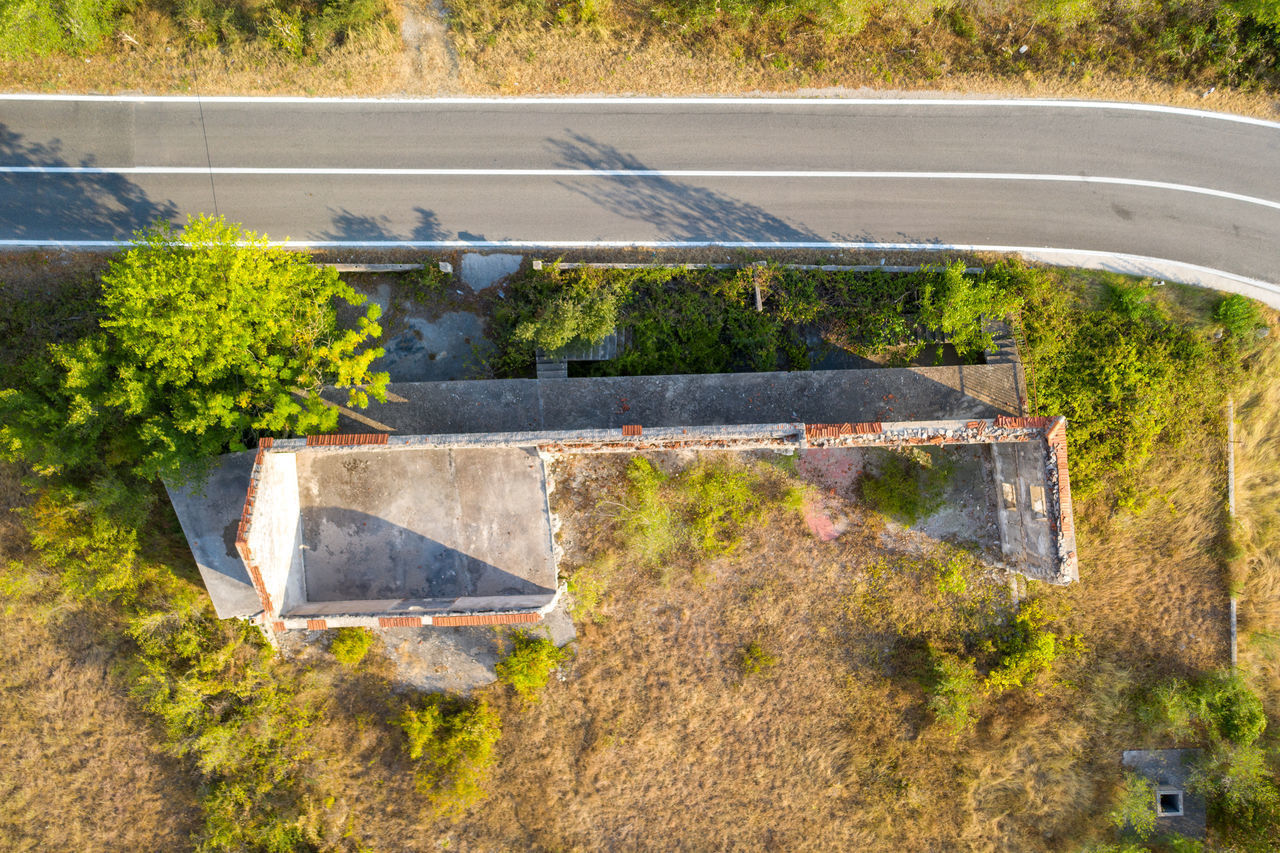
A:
[4,167,1277,210]
[1,239,1275,301]
[0,92,1277,130]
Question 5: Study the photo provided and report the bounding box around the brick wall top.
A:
[805,422,883,440]
[432,612,541,627]
[306,433,389,447]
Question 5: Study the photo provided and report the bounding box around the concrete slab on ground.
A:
[1121,748,1207,840]
[374,312,492,382]
[460,252,522,290]
[326,364,1021,435]
[164,451,262,619]
[295,446,557,602]
[377,593,575,693]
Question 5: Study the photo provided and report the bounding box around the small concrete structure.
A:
[230,436,560,633]
[1121,749,1207,841]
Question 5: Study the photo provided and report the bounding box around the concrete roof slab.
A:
[164,450,262,619]
[294,446,556,603]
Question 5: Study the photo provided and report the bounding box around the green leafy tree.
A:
[512,264,631,353]
[918,261,1022,358]
[1108,772,1158,839]
[0,215,388,486]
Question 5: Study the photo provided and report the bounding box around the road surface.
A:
[0,95,1277,300]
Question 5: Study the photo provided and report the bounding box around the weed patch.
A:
[495,631,569,703]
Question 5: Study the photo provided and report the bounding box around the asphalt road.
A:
[1,96,1277,287]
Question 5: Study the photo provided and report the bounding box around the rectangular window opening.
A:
[1002,482,1017,510]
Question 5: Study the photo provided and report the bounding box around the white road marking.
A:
[0,93,1277,129]
[3,166,1279,211]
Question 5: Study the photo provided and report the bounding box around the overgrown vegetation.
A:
[493,260,1022,377]
[1017,271,1250,507]
[0,0,395,59]
[849,547,1084,733]
[3,252,1279,849]
[859,447,952,525]
[617,455,807,579]
[452,0,1280,100]
[0,215,387,495]
[494,631,569,702]
[0,223,401,849]
[1140,672,1279,849]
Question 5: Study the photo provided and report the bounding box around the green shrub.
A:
[859,448,949,525]
[1215,293,1263,341]
[397,694,501,817]
[1109,772,1158,839]
[926,646,981,733]
[0,215,388,488]
[1017,271,1222,504]
[739,640,777,676]
[1142,672,1266,746]
[0,0,120,58]
[495,631,568,702]
[329,627,374,668]
[511,265,630,353]
[983,600,1083,693]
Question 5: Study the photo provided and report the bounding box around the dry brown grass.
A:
[0,2,1278,120]
[307,445,1232,851]
[0,463,201,852]
[1233,310,1280,718]
[450,25,1280,119]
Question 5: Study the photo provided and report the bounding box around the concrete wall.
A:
[245,451,304,617]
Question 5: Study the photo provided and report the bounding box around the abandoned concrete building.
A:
[169,352,1077,636]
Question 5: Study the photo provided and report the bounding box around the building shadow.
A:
[299,506,554,601]
[547,131,820,242]
[0,124,178,240]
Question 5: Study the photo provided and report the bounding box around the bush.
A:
[495,631,568,702]
[1215,293,1263,342]
[926,646,981,733]
[0,0,120,58]
[1017,272,1222,504]
[1142,671,1266,746]
[1109,772,1158,839]
[329,627,374,668]
[739,641,777,676]
[983,600,1083,693]
[619,457,773,573]
[397,694,501,816]
[511,265,631,353]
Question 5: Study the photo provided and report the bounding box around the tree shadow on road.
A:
[319,206,450,244]
[547,132,820,243]
[0,124,178,241]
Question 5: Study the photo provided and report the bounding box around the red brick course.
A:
[306,433,389,447]
[306,619,328,631]
[431,612,541,627]
[621,424,642,437]
[805,422,883,440]
[378,616,424,628]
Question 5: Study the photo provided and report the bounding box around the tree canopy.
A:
[0,215,387,488]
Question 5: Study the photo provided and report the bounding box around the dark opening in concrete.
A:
[1158,790,1184,817]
